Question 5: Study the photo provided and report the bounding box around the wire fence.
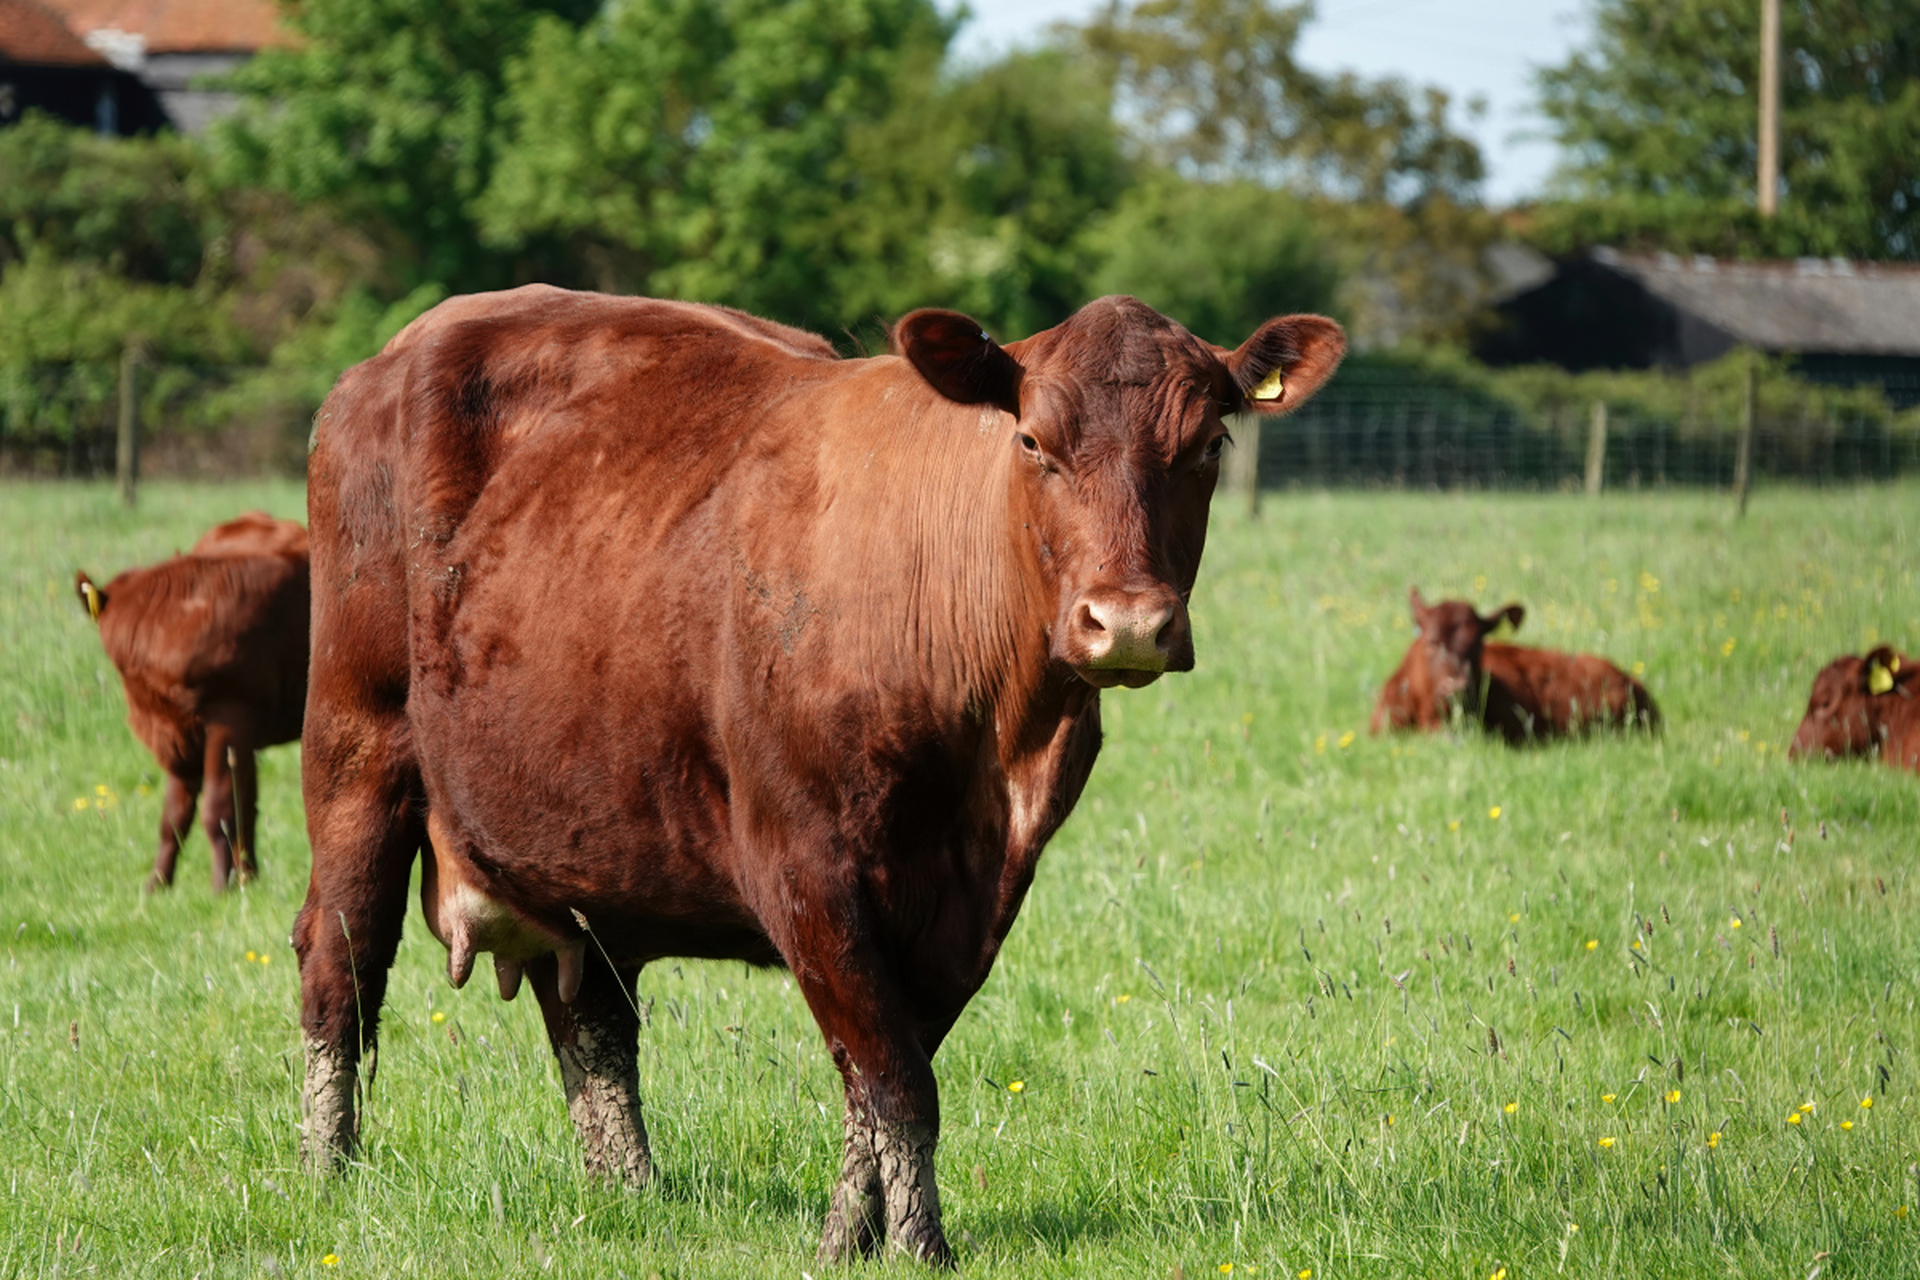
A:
[5,359,1919,488]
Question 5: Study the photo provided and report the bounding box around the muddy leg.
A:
[147,766,199,892]
[795,938,952,1267]
[530,951,652,1187]
[818,1097,883,1262]
[294,727,421,1171]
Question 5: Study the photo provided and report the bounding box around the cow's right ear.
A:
[1488,603,1525,635]
[74,571,107,622]
[894,309,1024,418]
[1409,586,1430,631]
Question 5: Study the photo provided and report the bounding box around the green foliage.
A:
[0,252,243,365]
[214,0,602,291]
[1534,0,1920,259]
[6,481,1920,1275]
[1077,0,1483,205]
[482,0,957,328]
[832,47,1134,338]
[1085,175,1340,346]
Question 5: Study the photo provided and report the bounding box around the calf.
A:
[1372,588,1658,743]
[75,513,309,890]
[295,286,1344,1264]
[1789,647,1919,771]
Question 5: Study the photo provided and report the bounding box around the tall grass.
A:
[1,480,1916,1277]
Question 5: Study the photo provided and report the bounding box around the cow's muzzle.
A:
[1062,586,1193,688]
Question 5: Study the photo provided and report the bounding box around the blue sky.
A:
[949,0,1592,206]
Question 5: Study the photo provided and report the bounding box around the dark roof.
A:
[1593,248,1920,358]
[0,0,106,64]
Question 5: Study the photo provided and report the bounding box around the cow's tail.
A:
[74,570,107,623]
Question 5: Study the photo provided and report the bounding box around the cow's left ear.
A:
[894,309,1024,418]
[1488,603,1525,635]
[1225,315,1346,416]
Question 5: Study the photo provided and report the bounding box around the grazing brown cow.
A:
[295,285,1343,1264]
[75,513,309,891]
[1371,588,1658,743]
[1789,647,1920,771]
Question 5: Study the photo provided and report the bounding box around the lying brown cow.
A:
[75,512,309,891]
[1789,647,1919,771]
[1372,589,1658,743]
[295,286,1343,1264]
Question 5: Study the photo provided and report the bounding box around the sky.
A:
[949,0,1593,206]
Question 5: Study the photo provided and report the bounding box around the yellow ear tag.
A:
[85,586,101,622]
[1869,662,1894,695]
[1893,655,1903,673]
[1249,368,1286,402]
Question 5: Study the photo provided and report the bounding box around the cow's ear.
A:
[1489,603,1525,635]
[894,309,1024,417]
[1226,314,1345,416]
[1409,586,1430,627]
[1864,645,1900,695]
[75,571,105,622]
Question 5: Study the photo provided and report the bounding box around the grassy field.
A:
[2,478,1918,1279]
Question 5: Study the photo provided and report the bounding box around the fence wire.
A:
[5,361,1918,488]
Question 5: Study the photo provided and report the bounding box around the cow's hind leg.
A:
[819,1096,883,1261]
[200,723,259,889]
[294,720,421,1171]
[529,950,652,1187]
[147,765,199,892]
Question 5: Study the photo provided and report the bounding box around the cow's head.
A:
[1790,647,1910,760]
[894,297,1343,688]
[1410,588,1524,715]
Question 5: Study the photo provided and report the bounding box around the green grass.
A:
[3,478,1918,1278]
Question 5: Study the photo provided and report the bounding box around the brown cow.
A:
[75,512,309,891]
[295,285,1344,1264]
[1372,589,1658,743]
[1789,647,1920,771]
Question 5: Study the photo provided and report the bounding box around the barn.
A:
[1476,248,1920,407]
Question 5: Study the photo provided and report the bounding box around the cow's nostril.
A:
[1077,602,1108,636]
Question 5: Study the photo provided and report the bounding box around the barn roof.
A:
[1593,248,1920,358]
[0,0,107,65]
[38,0,293,55]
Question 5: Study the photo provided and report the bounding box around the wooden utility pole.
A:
[1758,0,1781,217]
[116,340,144,507]
[1734,354,1757,516]
[1584,401,1608,496]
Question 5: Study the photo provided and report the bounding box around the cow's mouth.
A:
[1074,667,1166,689]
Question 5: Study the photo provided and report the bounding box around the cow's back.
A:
[1483,642,1658,739]
[96,553,308,767]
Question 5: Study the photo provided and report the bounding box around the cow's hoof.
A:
[817,1188,883,1263]
[300,1038,359,1172]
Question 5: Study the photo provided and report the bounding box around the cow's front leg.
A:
[529,950,652,1187]
[799,949,952,1267]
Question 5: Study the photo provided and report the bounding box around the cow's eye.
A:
[1203,434,1230,461]
[1017,433,1040,455]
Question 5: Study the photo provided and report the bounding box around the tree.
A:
[481,0,956,328]
[1076,0,1482,206]
[1083,175,1339,346]
[214,0,601,292]
[1534,0,1920,259]
[1070,0,1494,345]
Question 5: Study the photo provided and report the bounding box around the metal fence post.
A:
[1584,400,1608,496]
[116,341,144,507]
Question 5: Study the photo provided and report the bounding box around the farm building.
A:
[31,0,292,133]
[1477,248,1920,407]
[0,0,162,133]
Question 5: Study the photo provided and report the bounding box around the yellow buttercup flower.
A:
[1798,1102,1814,1113]
[322,1256,339,1269]
[1007,1080,1024,1093]
[1707,1131,1721,1148]
[1601,1094,1616,1104]
[1585,940,1598,951]
[1337,731,1355,749]
[1665,1089,1681,1104]
[1503,1102,1517,1115]
[1598,1136,1615,1149]
[1488,806,1502,820]
[431,1011,446,1024]
[1508,913,1520,923]
[1788,1113,1802,1125]
[1841,1121,1855,1131]
[1861,1096,1874,1109]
